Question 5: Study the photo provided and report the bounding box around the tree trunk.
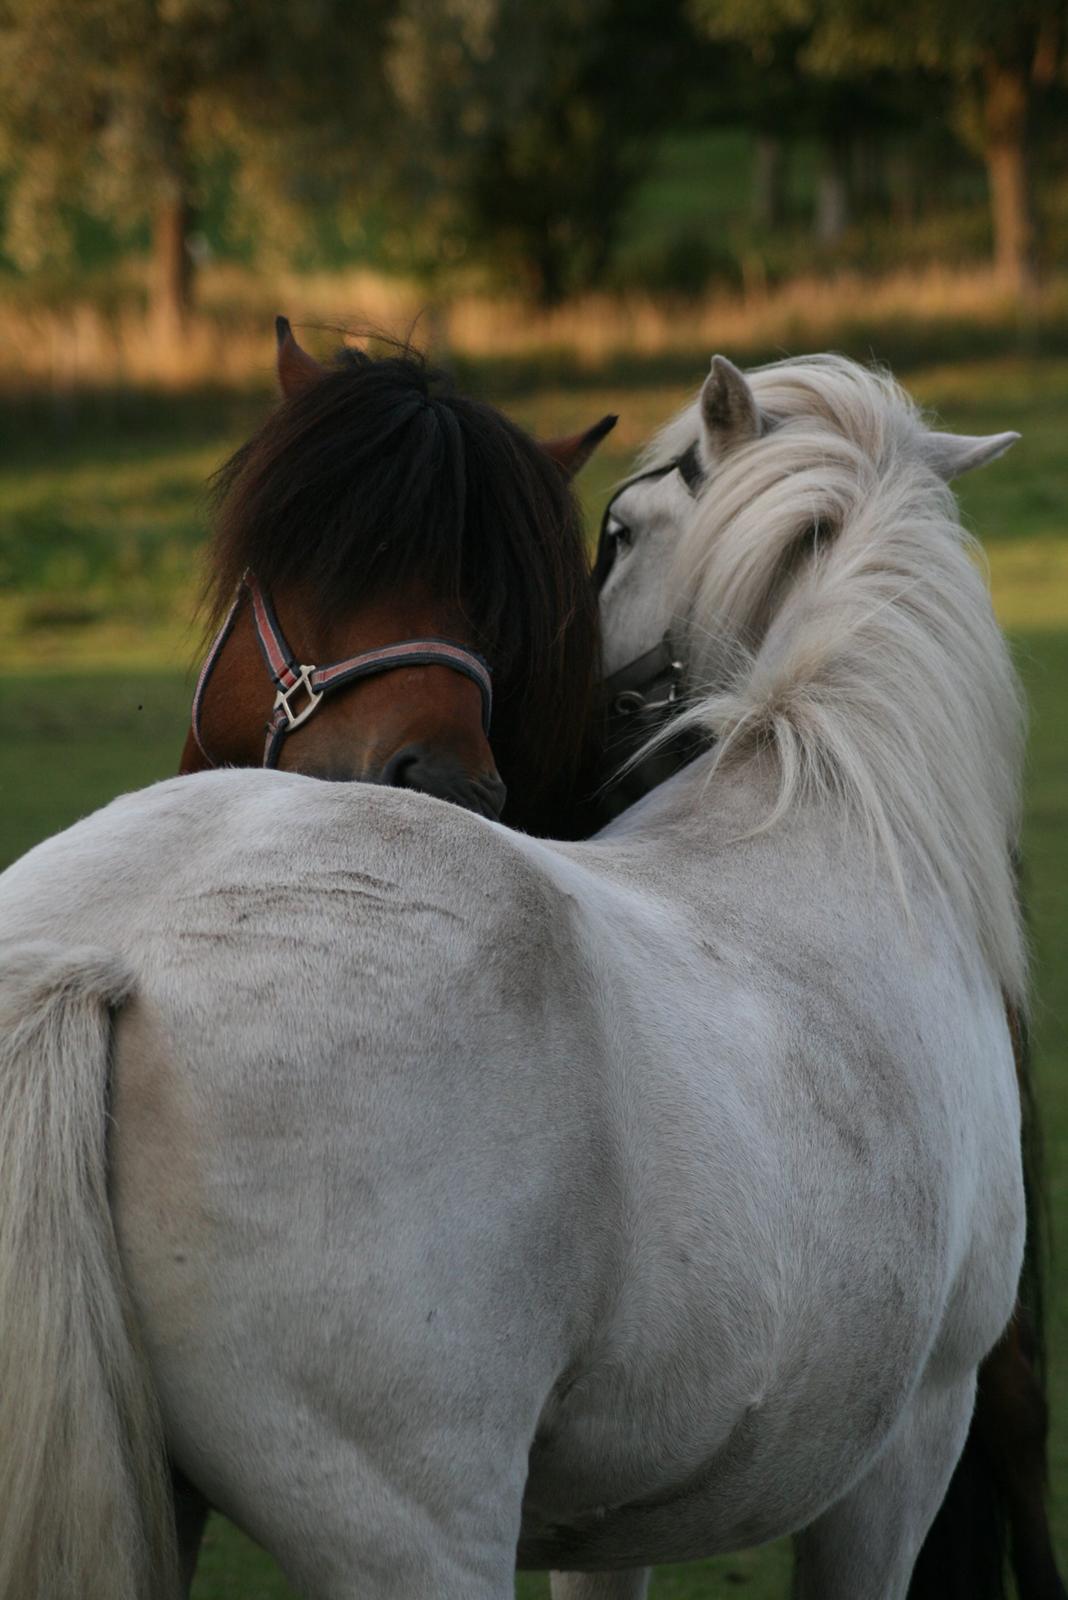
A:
[982,58,1036,295]
[533,227,569,307]
[152,187,193,342]
[815,137,849,243]
[851,135,887,216]
[752,134,785,229]
[887,144,918,229]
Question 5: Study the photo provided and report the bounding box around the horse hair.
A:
[0,946,179,1599]
[637,353,1027,1006]
[206,342,599,829]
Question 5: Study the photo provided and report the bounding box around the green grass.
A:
[1,344,1066,1595]
[4,346,1068,672]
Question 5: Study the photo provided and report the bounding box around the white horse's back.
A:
[0,757,1023,1594]
[0,772,634,1594]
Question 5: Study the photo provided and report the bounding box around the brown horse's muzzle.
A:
[377,744,507,820]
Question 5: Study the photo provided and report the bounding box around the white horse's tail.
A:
[0,944,179,1600]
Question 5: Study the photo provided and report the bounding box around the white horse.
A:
[0,354,1026,1600]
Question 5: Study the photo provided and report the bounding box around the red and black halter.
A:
[191,572,493,769]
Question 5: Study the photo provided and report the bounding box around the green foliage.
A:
[384,0,710,301]
[691,0,1068,76]
[0,0,717,306]
[0,0,396,307]
[688,0,1067,180]
[690,0,1068,287]
[1,0,1067,302]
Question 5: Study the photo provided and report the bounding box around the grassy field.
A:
[1,339,1066,1597]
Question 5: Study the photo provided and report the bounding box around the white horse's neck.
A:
[633,357,1027,1002]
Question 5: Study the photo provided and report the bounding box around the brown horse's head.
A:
[182,322,614,831]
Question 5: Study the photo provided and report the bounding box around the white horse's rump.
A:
[0,355,1025,1600]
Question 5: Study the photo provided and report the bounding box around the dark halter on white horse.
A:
[191,572,493,769]
[594,444,709,821]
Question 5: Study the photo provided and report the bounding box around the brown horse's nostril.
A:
[380,747,423,790]
[379,745,507,819]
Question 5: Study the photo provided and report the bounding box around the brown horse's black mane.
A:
[207,342,599,833]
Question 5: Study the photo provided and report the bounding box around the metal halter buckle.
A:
[273,665,323,731]
[612,662,683,720]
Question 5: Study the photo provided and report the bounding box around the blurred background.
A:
[1,1,1066,1595]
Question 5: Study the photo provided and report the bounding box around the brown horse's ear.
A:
[276,316,327,399]
[543,414,618,478]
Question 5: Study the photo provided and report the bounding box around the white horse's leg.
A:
[166,1402,527,1600]
[551,1572,651,1600]
[791,1376,976,1600]
[236,1469,520,1600]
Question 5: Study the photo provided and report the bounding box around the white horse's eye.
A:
[606,515,632,550]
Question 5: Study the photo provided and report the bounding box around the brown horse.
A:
[180,319,615,838]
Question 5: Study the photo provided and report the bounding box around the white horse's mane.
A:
[640,353,1027,1002]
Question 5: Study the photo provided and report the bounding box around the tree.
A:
[0,0,396,336]
[808,0,1065,292]
[692,0,1068,293]
[388,0,708,303]
[691,1,942,247]
[954,8,1061,291]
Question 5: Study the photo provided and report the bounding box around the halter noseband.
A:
[192,573,493,770]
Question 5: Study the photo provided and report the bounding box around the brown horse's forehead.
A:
[275,580,476,663]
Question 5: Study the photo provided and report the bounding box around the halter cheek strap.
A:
[190,584,244,765]
[591,446,709,821]
[192,573,493,770]
[595,633,709,823]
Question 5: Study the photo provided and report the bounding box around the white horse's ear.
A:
[922,430,1020,480]
[700,355,763,459]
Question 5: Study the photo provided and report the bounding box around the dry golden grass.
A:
[1,260,1063,393]
[443,265,1050,362]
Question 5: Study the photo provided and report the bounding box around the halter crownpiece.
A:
[192,573,493,769]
